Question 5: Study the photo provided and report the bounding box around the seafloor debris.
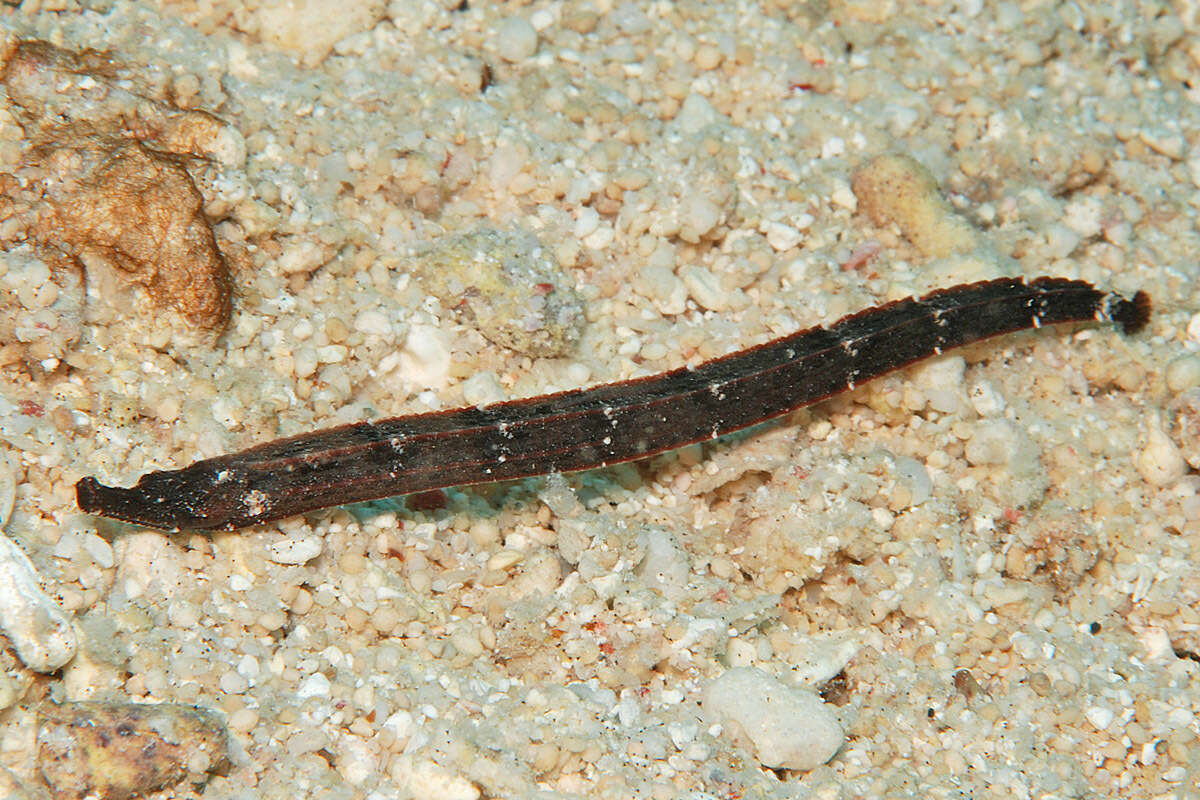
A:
[701,666,843,771]
[1,39,244,167]
[0,765,49,800]
[1167,388,1200,470]
[852,153,981,259]
[10,132,233,330]
[36,700,231,800]
[1002,503,1100,592]
[0,38,238,331]
[234,0,387,68]
[0,532,76,673]
[413,226,583,357]
[851,152,1017,286]
[0,246,85,372]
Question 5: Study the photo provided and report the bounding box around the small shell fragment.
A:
[37,700,231,800]
[413,226,583,357]
[268,535,323,564]
[0,765,46,800]
[852,153,981,259]
[0,449,15,530]
[0,533,76,673]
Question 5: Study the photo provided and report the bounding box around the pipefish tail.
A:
[76,276,1150,531]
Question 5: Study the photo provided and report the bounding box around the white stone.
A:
[1165,354,1200,393]
[398,323,452,392]
[893,456,933,507]
[277,237,326,275]
[680,265,729,312]
[383,709,415,743]
[964,420,1019,466]
[1085,705,1115,730]
[675,93,725,134]
[391,756,479,800]
[968,379,1006,417]
[779,632,861,687]
[297,671,332,699]
[702,667,843,770]
[268,536,323,565]
[583,224,614,250]
[495,17,538,62]
[462,371,506,407]
[0,534,76,672]
[573,206,600,240]
[635,527,690,599]
[255,0,386,66]
[1186,311,1200,343]
[79,531,114,569]
[683,194,721,238]
[762,221,803,252]
[1135,419,1186,487]
[117,532,185,599]
[354,309,394,337]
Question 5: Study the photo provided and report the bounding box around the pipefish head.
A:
[75,463,256,531]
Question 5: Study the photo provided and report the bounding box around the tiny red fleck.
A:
[18,400,43,417]
[599,642,614,655]
[407,489,447,511]
[533,282,554,295]
[1003,508,1021,524]
[789,82,815,92]
[841,240,882,273]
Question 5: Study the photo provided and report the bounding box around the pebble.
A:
[228,707,258,733]
[0,533,76,672]
[268,536,323,565]
[1085,705,1115,730]
[634,527,690,599]
[392,757,480,800]
[485,550,523,571]
[495,17,538,62]
[684,194,722,239]
[1187,311,1200,343]
[462,371,506,407]
[964,420,1020,466]
[675,93,724,134]
[701,667,843,770]
[1135,419,1186,487]
[1165,354,1200,393]
[680,265,733,312]
[893,456,933,507]
[762,220,804,252]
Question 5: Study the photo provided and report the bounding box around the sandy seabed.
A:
[1,1,1199,798]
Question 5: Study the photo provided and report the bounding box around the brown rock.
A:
[37,700,231,800]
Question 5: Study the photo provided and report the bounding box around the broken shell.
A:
[0,533,76,672]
